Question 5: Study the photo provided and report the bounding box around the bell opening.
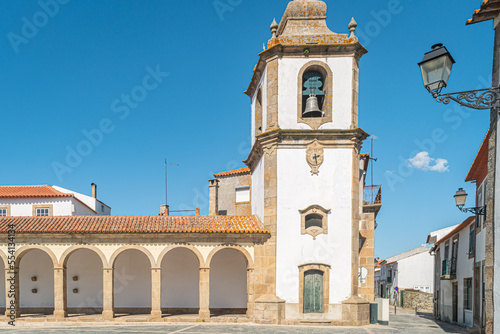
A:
[303,95,324,118]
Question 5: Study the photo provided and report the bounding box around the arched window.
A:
[299,205,331,239]
[255,88,263,136]
[305,214,323,229]
[302,71,325,118]
[297,61,333,129]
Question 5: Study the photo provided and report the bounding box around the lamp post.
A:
[419,43,500,110]
[454,188,487,216]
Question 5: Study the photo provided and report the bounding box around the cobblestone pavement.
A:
[3,313,470,333]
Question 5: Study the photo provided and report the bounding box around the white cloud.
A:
[408,151,449,173]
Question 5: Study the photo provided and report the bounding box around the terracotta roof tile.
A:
[434,217,476,246]
[467,0,500,25]
[0,185,73,198]
[465,130,489,183]
[214,167,251,178]
[0,215,267,234]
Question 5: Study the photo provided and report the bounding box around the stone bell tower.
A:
[244,0,371,325]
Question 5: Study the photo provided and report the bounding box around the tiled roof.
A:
[0,185,73,198]
[465,130,489,183]
[467,0,500,25]
[434,217,476,246]
[214,167,251,178]
[0,215,267,234]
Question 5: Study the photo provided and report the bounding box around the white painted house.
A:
[377,246,434,304]
[0,184,110,217]
[430,132,488,331]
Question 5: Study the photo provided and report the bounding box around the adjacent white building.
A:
[376,246,434,304]
[429,132,488,330]
[0,184,110,217]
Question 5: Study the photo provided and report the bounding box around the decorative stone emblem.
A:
[306,140,324,175]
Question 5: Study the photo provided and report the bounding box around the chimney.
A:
[160,204,169,216]
[91,183,97,199]
[196,207,200,216]
[208,179,219,215]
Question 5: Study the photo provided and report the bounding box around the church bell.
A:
[303,95,323,118]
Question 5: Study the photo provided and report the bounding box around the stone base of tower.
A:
[341,296,370,326]
[253,295,286,324]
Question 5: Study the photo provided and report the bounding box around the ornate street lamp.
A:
[454,188,486,216]
[419,43,500,109]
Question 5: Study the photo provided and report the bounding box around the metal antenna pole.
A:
[165,160,179,207]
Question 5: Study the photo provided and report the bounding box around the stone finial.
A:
[270,18,279,38]
[348,17,357,39]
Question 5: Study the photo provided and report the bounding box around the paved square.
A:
[4,313,470,334]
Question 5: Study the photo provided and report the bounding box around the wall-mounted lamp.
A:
[454,188,486,216]
[31,289,38,294]
[73,276,79,281]
[31,276,37,282]
[73,289,79,294]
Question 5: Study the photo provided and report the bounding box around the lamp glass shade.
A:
[418,44,455,94]
[454,188,467,207]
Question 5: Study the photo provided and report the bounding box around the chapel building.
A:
[0,0,381,326]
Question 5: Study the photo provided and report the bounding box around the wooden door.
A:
[452,282,458,323]
[304,270,323,313]
[474,265,481,326]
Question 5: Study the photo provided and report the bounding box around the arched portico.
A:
[206,245,254,317]
[160,246,201,317]
[13,247,58,317]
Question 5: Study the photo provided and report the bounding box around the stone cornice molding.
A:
[244,128,369,170]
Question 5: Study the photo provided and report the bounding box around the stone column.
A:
[102,268,114,320]
[246,268,254,317]
[53,267,67,318]
[151,268,162,319]
[5,268,19,318]
[198,267,210,318]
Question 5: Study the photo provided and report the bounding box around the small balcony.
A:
[441,258,457,280]
[363,185,382,216]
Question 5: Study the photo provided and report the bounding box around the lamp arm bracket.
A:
[434,87,500,110]
[458,205,487,216]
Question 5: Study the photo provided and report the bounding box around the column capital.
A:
[151,267,161,271]
[54,267,66,271]
[103,267,114,272]
[199,267,210,271]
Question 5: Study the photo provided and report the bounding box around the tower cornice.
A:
[243,128,369,171]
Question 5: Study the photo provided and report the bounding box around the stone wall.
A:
[402,290,433,311]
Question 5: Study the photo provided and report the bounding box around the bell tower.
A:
[244,0,371,325]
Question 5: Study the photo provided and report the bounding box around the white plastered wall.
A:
[209,249,248,308]
[67,249,103,309]
[161,248,199,308]
[251,157,265,223]
[277,56,354,130]
[397,251,434,291]
[20,249,54,308]
[114,250,151,308]
[276,147,353,304]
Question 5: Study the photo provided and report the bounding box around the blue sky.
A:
[0,1,492,259]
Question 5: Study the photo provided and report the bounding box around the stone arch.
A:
[15,244,58,268]
[297,60,334,129]
[108,245,155,268]
[206,245,254,269]
[157,244,205,268]
[59,245,108,268]
[0,250,8,269]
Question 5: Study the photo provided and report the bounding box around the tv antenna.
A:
[165,160,179,207]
